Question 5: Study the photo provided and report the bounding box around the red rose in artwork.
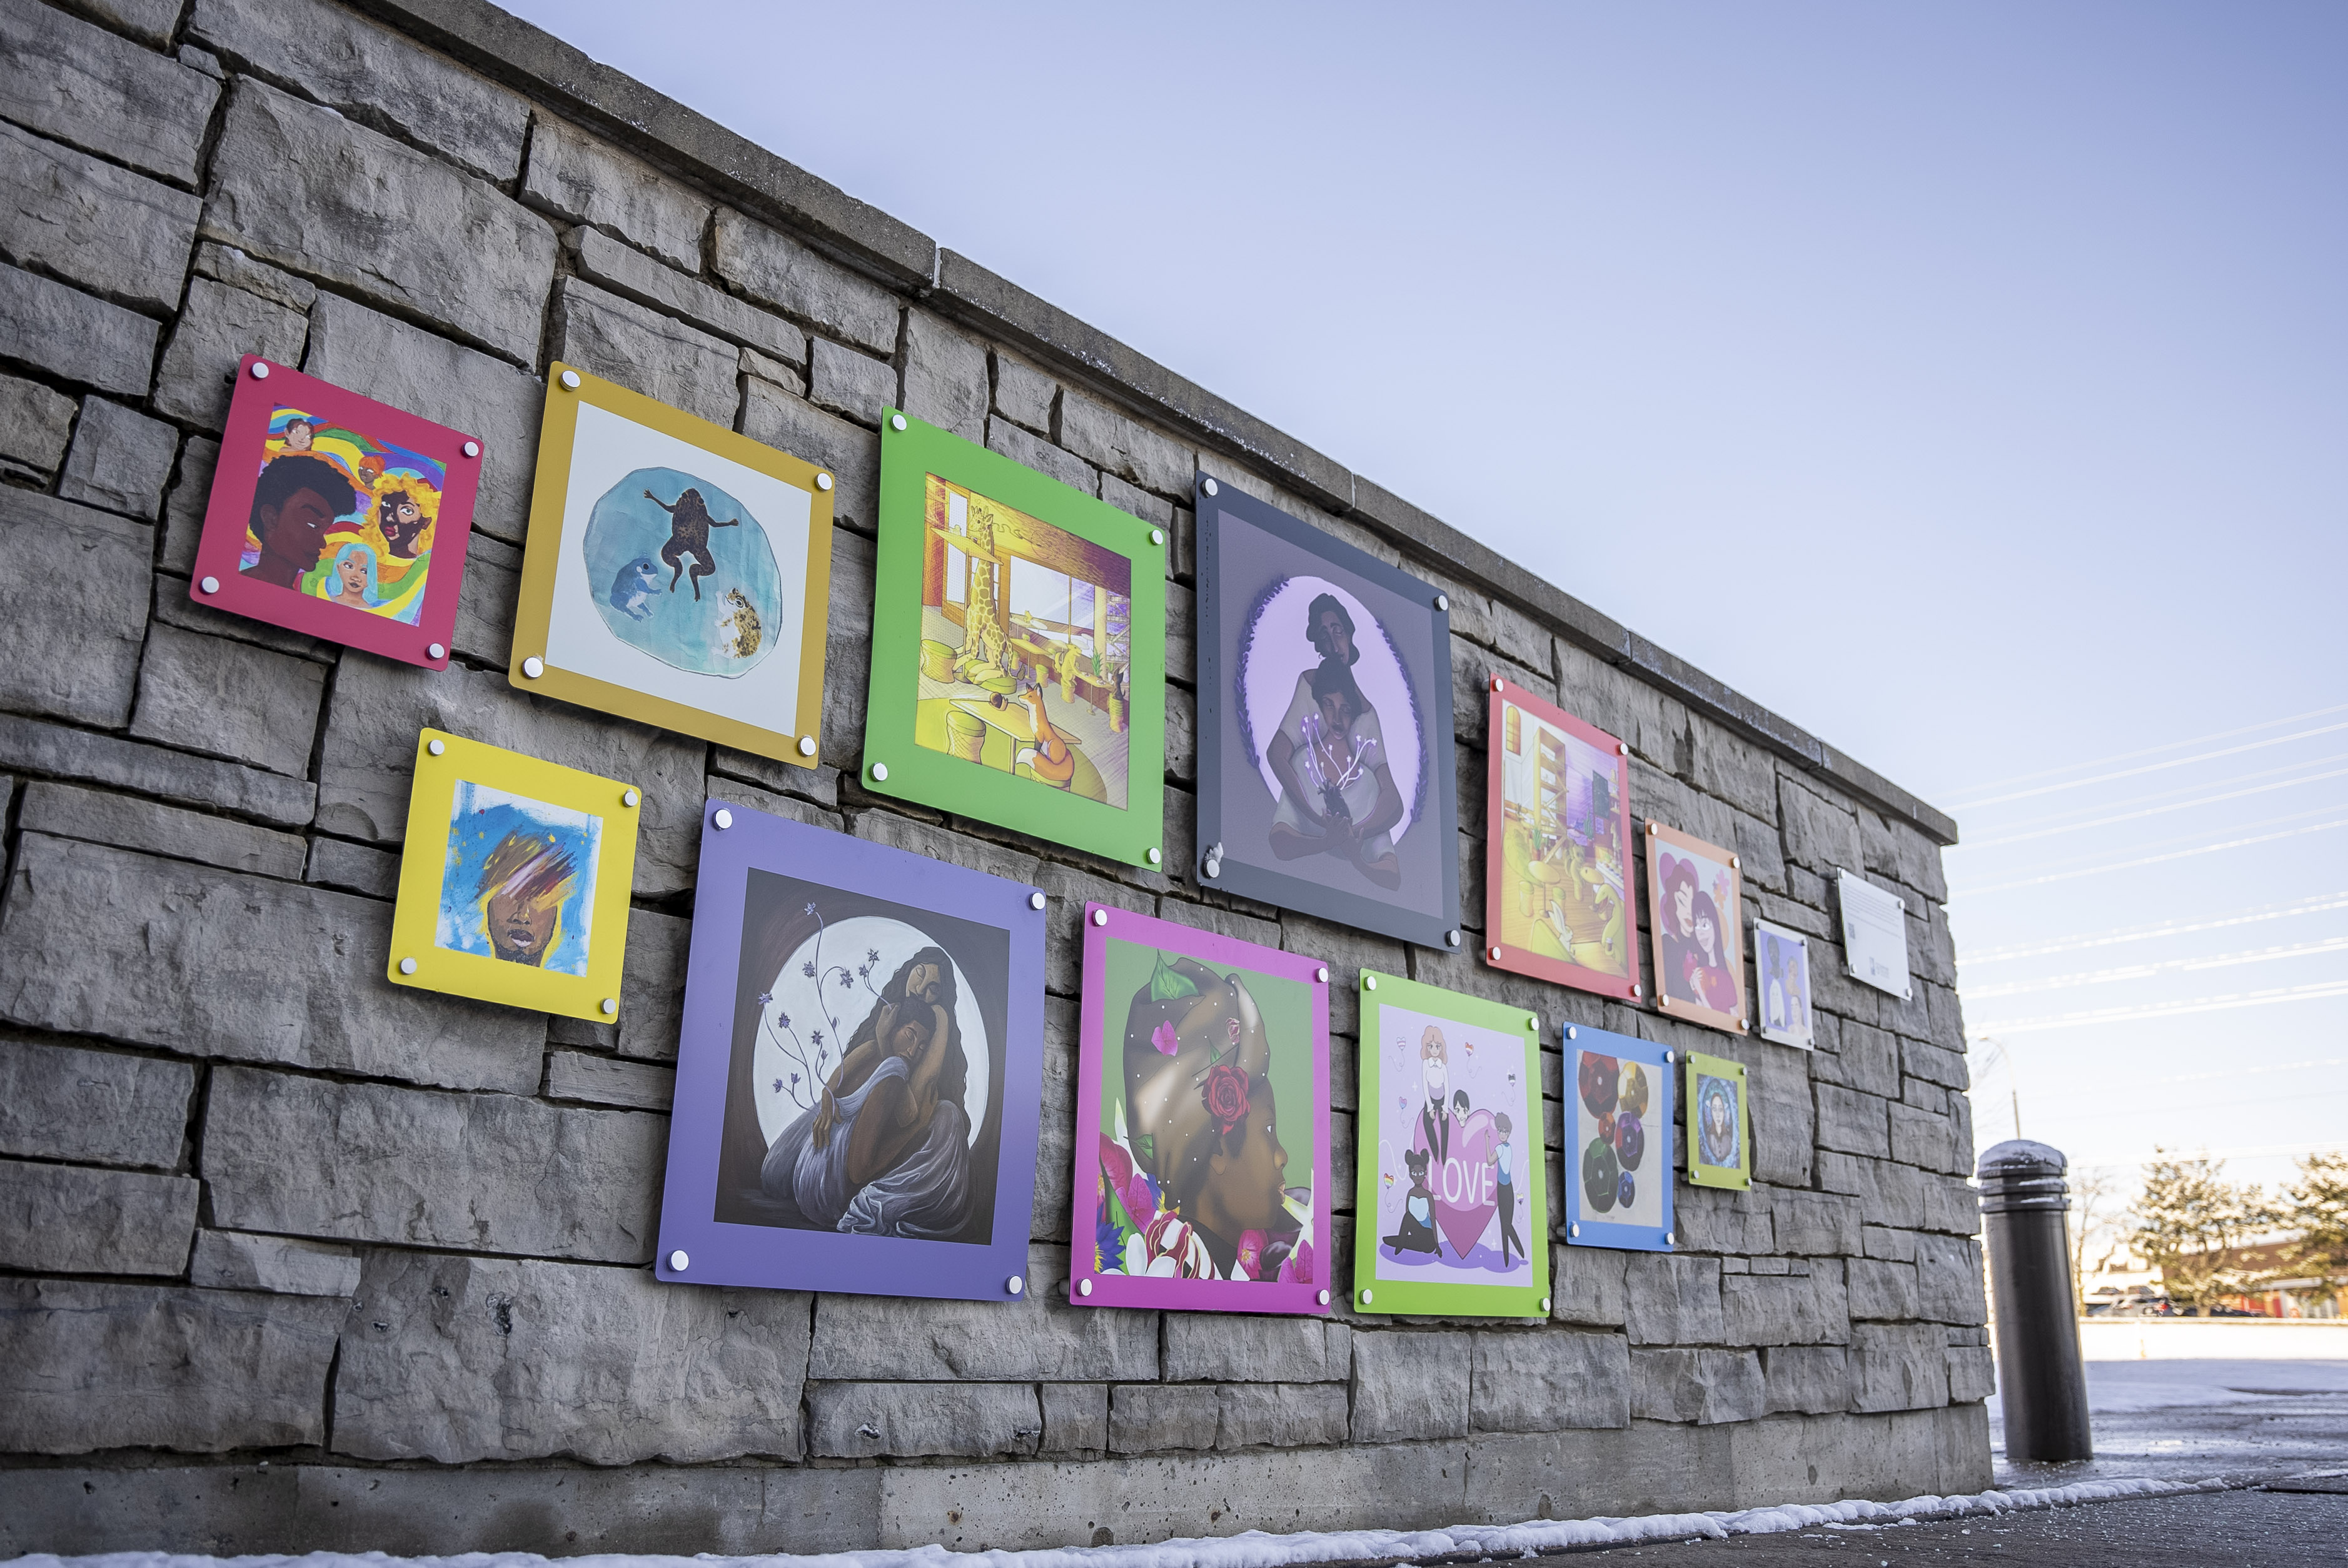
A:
[1202,1062,1251,1131]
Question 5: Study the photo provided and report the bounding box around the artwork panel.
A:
[1753,918,1817,1049]
[1481,678,1638,1001]
[862,410,1167,866]
[1837,868,1915,1000]
[653,802,1046,1300]
[1195,480,1460,948]
[1643,819,1748,1037]
[1685,1050,1753,1191]
[386,730,638,1020]
[510,364,836,764]
[1561,1024,1677,1252]
[1069,903,1329,1315]
[189,354,478,668]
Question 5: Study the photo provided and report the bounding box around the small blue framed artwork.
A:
[1561,1025,1676,1252]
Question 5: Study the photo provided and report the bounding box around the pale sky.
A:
[508,2,2348,1201]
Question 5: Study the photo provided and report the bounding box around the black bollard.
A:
[1977,1138,2093,1463]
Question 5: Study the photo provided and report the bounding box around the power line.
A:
[1950,812,2348,897]
[1963,935,2348,1000]
[1952,720,2348,810]
[1960,892,2348,965]
[2139,1055,2348,1088]
[1942,701,2348,805]
[2065,1139,2348,1172]
[1975,751,2348,836]
[1960,766,2348,850]
[1968,977,2348,1035]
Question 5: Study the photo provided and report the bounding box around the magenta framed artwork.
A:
[189,354,480,669]
[1071,903,1331,1314]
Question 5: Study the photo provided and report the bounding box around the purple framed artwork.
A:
[189,354,480,670]
[1071,902,1331,1315]
[654,802,1046,1302]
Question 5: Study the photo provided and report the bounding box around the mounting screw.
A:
[463,440,480,458]
[1738,1017,1748,1030]
[560,369,580,390]
[602,997,617,1015]
[890,413,908,432]
[1491,674,1504,693]
[1730,855,1740,869]
[521,656,544,678]
[1569,1224,1580,1239]
[1318,1289,1331,1306]
[1665,1050,1675,1064]
[1146,847,1161,865]
[427,738,446,757]
[1359,1289,1374,1305]
[1316,967,1329,983]
[669,1250,689,1271]
[1633,983,1643,998]
[1566,1025,1578,1040]
[1091,909,1108,927]
[1434,593,1448,611]
[1007,1275,1024,1297]
[798,735,817,757]
[1541,1297,1552,1313]
[1646,820,1658,836]
[1446,929,1460,947]
[1150,528,1165,546]
[1202,857,1220,878]
[1526,1014,1539,1031]
[1665,1232,1676,1247]
[1618,742,1628,756]
[250,361,271,379]
[427,642,446,660]
[713,808,734,830]
[1077,1277,1093,1297]
[1363,974,1378,992]
[622,788,640,807]
[1029,892,1047,910]
[398,957,418,975]
[198,576,219,594]
[1202,478,1219,496]
[815,472,833,491]
[1489,945,1503,962]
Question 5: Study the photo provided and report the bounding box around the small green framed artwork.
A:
[1353,970,1549,1318]
[1685,1050,1751,1190]
[387,729,640,1021]
[862,408,1166,865]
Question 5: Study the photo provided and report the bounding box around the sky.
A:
[506,3,2348,1205]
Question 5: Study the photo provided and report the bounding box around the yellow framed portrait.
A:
[511,364,837,765]
[387,730,641,1020]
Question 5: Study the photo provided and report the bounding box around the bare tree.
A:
[2129,1150,2277,1313]
[2067,1166,2127,1314]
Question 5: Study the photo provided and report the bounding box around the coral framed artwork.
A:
[1645,820,1748,1035]
[655,802,1046,1300]
[1753,919,1816,1048]
[1562,1025,1676,1252]
[1196,479,1459,948]
[1353,970,1548,1317]
[1685,1050,1751,1190]
[1484,677,1638,1000]
[1837,868,1914,1001]
[189,354,479,669]
[1071,903,1329,1314]
[511,364,835,765]
[386,729,638,1020]
[861,409,1166,866]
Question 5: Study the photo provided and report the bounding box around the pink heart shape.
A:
[1414,1107,1499,1259]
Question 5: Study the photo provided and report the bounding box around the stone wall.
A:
[0,0,1988,1554]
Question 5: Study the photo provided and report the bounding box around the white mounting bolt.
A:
[398,957,418,975]
[1526,1014,1539,1031]
[870,761,889,782]
[1359,1288,1374,1305]
[1566,1025,1578,1040]
[798,735,817,757]
[890,413,908,431]
[1446,930,1460,947]
[1491,674,1505,693]
[712,808,734,830]
[1146,848,1162,865]
[1665,1232,1676,1247]
[1091,909,1108,927]
[198,576,219,594]
[463,440,480,458]
[1570,1223,1580,1239]
[622,788,640,807]
[1318,1289,1331,1306]
[601,997,617,1016]
[1077,1277,1093,1297]
[1730,855,1741,869]
[250,361,270,379]
[1489,945,1504,962]
[1665,1050,1675,1064]
[1150,528,1165,546]
[1316,967,1329,983]
[427,738,446,757]
[815,473,832,491]
[560,369,580,390]
[1202,478,1219,496]
[1618,743,1629,756]
[1006,1274,1024,1296]
[1434,593,1448,611]
[521,656,544,678]
[669,1250,689,1271]
[1633,983,1643,998]
[425,642,447,662]
[1029,892,1047,911]
[1363,974,1379,992]
[1646,820,1658,836]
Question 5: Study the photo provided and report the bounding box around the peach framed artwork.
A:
[1644,819,1747,1036]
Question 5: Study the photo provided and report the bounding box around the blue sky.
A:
[510,3,2348,1201]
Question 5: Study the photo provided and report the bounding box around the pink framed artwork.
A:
[1071,902,1331,1315]
[188,354,480,669]
[1483,676,1640,1002]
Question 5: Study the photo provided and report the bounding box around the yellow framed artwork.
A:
[511,364,836,765]
[387,730,641,1020]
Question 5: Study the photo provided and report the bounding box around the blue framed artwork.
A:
[1562,1025,1676,1252]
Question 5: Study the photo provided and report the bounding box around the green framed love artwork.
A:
[1685,1050,1751,1190]
[1353,970,1548,1318]
[860,408,1166,866]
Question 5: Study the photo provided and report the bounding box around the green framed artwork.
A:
[861,408,1166,866]
[1353,970,1549,1318]
[1685,1050,1751,1190]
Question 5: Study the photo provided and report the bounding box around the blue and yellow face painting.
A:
[435,781,603,975]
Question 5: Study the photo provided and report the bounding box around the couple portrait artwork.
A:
[241,406,445,625]
[1647,822,1748,1030]
[1375,1013,1531,1281]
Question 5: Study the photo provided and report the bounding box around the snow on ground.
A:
[1,1479,2227,1568]
[2077,1319,2348,1364]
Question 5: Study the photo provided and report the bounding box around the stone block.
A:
[22,780,306,882]
[196,240,316,312]
[304,293,542,545]
[991,352,1056,434]
[1675,1180,1773,1255]
[153,274,310,430]
[1162,1312,1351,1382]
[1889,1097,1961,1175]
[1032,992,1076,1243]
[1846,1257,1920,1321]
[1946,1345,1995,1403]
[313,658,703,896]
[1102,473,1177,536]
[1688,715,1778,820]
[305,835,398,899]
[0,0,219,184]
[49,0,182,46]
[1923,1172,1981,1237]
[0,118,199,311]
[567,226,800,364]
[1110,1384,1221,1454]
[0,260,158,396]
[1815,1083,1890,1158]
[808,336,896,427]
[447,530,519,667]
[128,622,326,776]
[158,434,218,570]
[0,490,149,726]
[545,1048,675,1112]
[1815,1018,1900,1099]
[203,1068,661,1262]
[1550,1243,1628,1327]
[203,79,557,365]
[1040,1382,1107,1453]
[1862,1225,1918,1262]
[1730,807,1787,894]
[815,524,875,766]
[1721,1265,1847,1347]
[0,369,75,476]
[1902,1036,1968,1092]
[814,1380,1040,1460]
[989,416,1097,495]
[544,904,690,1061]
[1059,388,1194,498]
[525,115,710,268]
[712,209,902,356]
[1849,1322,1950,1412]
[1630,1347,1765,1425]
[0,1034,193,1167]
[1769,1188,1862,1257]
[336,1249,810,1462]
[1623,1254,1722,1346]
[1815,1151,1926,1230]
[190,1230,362,1297]
[0,1157,196,1274]
[1779,773,1863,876]
[1470,1329,1630,1431]
[810,1243,1156,1381]
[1761,1345,1850,1415]
[741,376,880,536]
[1748,1043,1813,1188]
[892,309,986,439]
[1283,912,1406,1038]
[56,396,178,518]
[553,277,740,426]
[1216,1383,1351,1449]
[1915,1234,1987,1325]
[0,1279,342,1454]
[0,714,316,826]
[1350,1328,1471,1442]
[712,746,840,810]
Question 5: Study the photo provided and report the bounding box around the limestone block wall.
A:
[0,0,1989,1554]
